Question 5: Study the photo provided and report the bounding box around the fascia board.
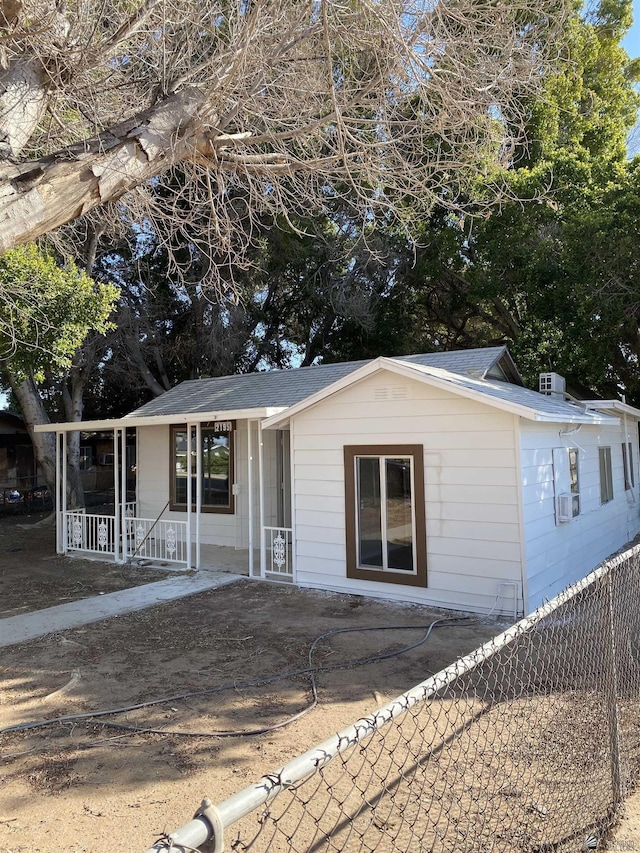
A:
[532,412,620,425]
[583,400,640,419]
[34,407,287,433]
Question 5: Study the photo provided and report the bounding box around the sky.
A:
[622,0,640,151]
[624,0,640,57]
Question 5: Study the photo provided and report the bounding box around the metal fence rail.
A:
[145,545,640,853]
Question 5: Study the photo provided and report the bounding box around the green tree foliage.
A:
[0,244,118,380]
[326,0,640,401]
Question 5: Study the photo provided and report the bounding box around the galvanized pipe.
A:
[143,813,213,853]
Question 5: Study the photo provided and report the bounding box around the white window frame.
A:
[553,447,580,523]
[622,441,635,491]
[599,446,614,504]
[355,454,417,575]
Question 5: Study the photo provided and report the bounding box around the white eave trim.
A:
[34,406,288,434]
[262,357,620,429]
[583,400,640,419]
[531,411,619,424]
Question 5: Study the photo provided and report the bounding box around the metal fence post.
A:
[606,568,624,807]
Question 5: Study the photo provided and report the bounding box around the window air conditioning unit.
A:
[539,372,566,399]
[557,493,579,522]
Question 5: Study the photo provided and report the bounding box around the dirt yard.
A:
[0,513,181,619]
[0,515,502,853]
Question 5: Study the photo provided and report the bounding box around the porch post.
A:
[195,421,201,570]
[56,431,63,554]
[135,427,140,509]
[62,432,67,554]
[289,420,296,582]
[113,427,120,563]
[121,428,128,562]
[186,422,193,570]
[248,420,254,577]
[258,419,265,578]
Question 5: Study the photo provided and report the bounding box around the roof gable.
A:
[262,358,619,428]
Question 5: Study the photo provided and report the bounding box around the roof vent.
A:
[539,372,566,399]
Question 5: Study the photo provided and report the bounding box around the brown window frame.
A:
[344,444,427,588]
[170,422,235,514]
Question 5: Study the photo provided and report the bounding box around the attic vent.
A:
[539,372,566,399]
[373,386,410,401]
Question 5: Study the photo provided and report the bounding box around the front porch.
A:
[49,416,294,582]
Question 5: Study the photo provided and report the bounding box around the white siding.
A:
[521,419,640,610]
[136,420,278,549]
[289,371,524,615]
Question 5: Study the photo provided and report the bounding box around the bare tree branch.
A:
[0,0,568,283]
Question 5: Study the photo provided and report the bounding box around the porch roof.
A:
[582,400,640,419]
[33,406,287,434]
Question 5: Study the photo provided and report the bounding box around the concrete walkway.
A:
[0,571,242,648]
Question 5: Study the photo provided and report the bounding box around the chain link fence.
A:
[147,545,640,853]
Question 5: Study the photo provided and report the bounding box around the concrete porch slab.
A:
[0,571,242,648]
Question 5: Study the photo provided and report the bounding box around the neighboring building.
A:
[37,347,640,617]
[0,411,40,499]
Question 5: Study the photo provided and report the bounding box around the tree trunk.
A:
[62,366,87,508]
[0,87,211,252]
[0,58,48,157]
[8,373,88,509]
[9,375,58,500]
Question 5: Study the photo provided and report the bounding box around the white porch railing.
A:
[263,526,293,579]
[125,517,188,566]
[65,510,115,555]
[64,509,188,567]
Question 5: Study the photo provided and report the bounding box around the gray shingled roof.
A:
[126,347,513,418]
[396,361,614,423]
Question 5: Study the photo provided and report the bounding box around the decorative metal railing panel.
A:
[65,510,115,555]
[263,526,293,578]
[125,517,188,566]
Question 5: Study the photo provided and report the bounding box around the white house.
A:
[37,347,640,617]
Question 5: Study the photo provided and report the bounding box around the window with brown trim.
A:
[171,422,235,514]
[344,445,427,587]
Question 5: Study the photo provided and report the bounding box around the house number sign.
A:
[209,421,235,432]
